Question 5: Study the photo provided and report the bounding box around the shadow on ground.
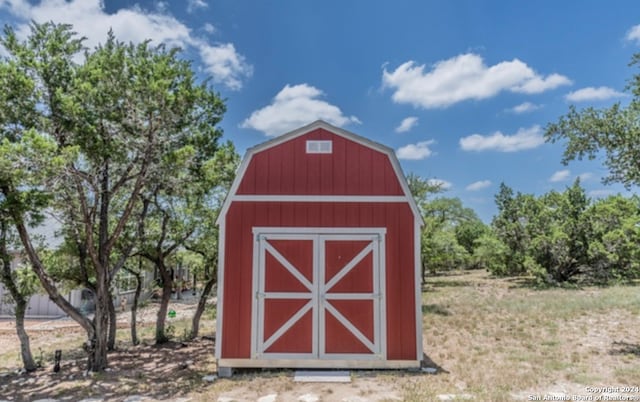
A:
[424,280,474,289]
[0,337,216,402]
[422,304,451,316]
[610,341,640,356]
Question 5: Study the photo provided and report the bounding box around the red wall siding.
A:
[237,129,404,196]
[221,202,417,360]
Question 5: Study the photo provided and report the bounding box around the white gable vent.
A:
[306,140,332,154]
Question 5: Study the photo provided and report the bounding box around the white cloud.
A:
[508,102,541,114]
[459,125,545,152]
[626,24,640,44]
[0,0,251,90]
[395,116,418,133]
[156,1,169,13]
[395,140,434,160]
[199,43,252,91]
[241,84,360,136]
[382,53,571,109]
[466,180,492,191]
[513,73,571,93]
[203,23,216,34]
[549,169,571,183]
[578,172,593,181]
[565,86,626,102]
[187,0,208,13]
[427,178,452,190]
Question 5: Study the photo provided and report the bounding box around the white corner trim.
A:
[414,220,423,362]
[215,220,226,360]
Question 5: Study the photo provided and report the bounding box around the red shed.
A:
[215,120,423,373]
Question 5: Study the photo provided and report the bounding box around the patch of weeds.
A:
[570,351,582,363]
[179,327,191,342]
[425,279,474,288]
[206,305,217,320]
[165,324,176,340]
[401,379,433,402]
[610,341,640,356]
[35,347,44,368]
[422,304,451,316]
[540,340,560,348]
[615,365,640,384]
[507,352,534,363]
[568,371,601,384]
[486,385,517,402]
[543,360,571,372]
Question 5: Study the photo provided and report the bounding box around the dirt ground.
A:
[0,300,415,402]
[1,271,639,402]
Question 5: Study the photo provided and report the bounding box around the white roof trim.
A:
[216,120,424,226]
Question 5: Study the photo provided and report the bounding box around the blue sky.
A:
[1,1,639,221]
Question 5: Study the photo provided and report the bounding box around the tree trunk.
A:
[14,300,37,371]
[190,275,216,339]
[90,273,110,371]
[90,159,111,370]
[0,226,37,372]
[107,292,117,351]
[130,271,142,345]
[10,212,98,370]
[175,265,182,301]
[155,262,173,344]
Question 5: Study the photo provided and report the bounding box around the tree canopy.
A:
[0,22,228,371]
[545,53,640,188]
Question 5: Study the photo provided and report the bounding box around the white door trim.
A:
[253,233,317,359]
[253,227,387,235]
[252,228,386,361]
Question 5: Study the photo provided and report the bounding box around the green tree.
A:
[472,232,509,275]
[0,221,39,372]
[524,180,590,284]
[422,227,470,273]
[135,137,229,344]
[421,197,483,273]
[0,22,227,371]
[491,183,531,276]
[455,218,489,258]
[407,174,485,277]
[586,195,640,282]
[487,179,640,285]
[406,173,445,213]
[0,21,45,373]
[407,174,444,280]
[545,54,640,188]
[184,141,239,339]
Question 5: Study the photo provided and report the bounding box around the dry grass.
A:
[417,270,640,400]
[1,271,639,401]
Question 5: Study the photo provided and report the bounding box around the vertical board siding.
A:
[221,202,416,360]
[236,129,404,196]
